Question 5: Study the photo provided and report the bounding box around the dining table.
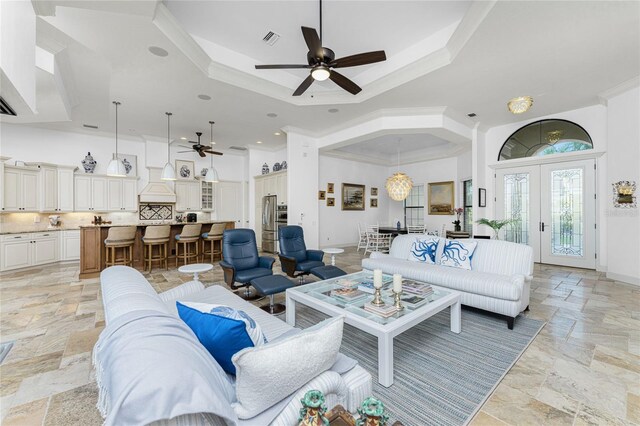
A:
[378,227,408,235]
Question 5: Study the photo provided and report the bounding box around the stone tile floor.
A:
[0,247,638,425]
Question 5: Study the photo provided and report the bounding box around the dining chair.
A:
[407,225,426,234]
[356,223,368,253]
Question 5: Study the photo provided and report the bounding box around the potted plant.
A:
[476,218,515,240]
[452,208,464,232]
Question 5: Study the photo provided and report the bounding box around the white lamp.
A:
[385,146,413,201]
[204,120,219,183]
[106,101,126,177]
[161,112,176,181]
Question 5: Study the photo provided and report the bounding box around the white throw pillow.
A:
[439,239,477,270]
[409,236,440,264]
[231,316,344,419]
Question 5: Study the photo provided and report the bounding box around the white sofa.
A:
[95,266,372,426]
[362,235,533,329]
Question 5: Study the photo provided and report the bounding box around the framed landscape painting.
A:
[428,181,454,215]
[342,183,365,211]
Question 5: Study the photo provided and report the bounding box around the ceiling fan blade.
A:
[178,145,193,149]
[293,74,315,96]
[204,150,224,156]
[198,151,206,158]
[330,51,387,68]
[329,71,362,95]
[255,64,312,69]
[301,26,323,60]
[177,150,193,153]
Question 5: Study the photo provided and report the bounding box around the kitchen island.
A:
[79,221,235,278]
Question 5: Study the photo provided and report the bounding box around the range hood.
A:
[139,167,177,203]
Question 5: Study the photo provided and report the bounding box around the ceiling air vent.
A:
[0,97,16,116]
[262,31,281,46]
[229,146,248,151]
[83,124,99,129]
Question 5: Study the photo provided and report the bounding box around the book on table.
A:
[400,294,429,308]
[358,281,392,294]
[334,278,359,288]
[328,287,370,303]
[402,280,433,296]
[363,302,398,317]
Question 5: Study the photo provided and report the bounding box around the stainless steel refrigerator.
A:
[261,195,277,253]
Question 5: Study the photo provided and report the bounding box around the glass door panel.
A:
[540,160,595,268]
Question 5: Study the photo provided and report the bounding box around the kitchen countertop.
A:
[0,227,81,235]
[1,221,234,235]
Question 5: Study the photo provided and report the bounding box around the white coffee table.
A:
[322,248,345,266]
[178,263,213,284]
[286,271,461,387]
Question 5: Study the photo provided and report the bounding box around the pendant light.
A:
[385,145,413,201]
[161,112,176,180]
[204,120,219,183]
[106,101,126,177]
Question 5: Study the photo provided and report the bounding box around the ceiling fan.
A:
[178,131,223,158]
[255,0,386,96]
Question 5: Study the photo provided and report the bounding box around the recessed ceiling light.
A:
[328,108,339,113]
[198,94,211,100]
[467,113,477,117]
[180,137,187,140]
[148,46,169,57]
[507,96,533,114]
[266,113,278,118]
[256,141,262,144]
[274,132,281,136]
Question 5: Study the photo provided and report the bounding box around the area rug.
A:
[294,306,544,426]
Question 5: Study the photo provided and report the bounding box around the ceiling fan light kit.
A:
[254,0,386,96]
[161,112,177,181]
[107,101,127,177]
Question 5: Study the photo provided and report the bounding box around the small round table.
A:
[322,248,345,266]
[178,263,213,285]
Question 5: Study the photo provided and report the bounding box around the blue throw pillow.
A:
[409,237,440,264]
[177,301,267,375]
[439,239,477,270]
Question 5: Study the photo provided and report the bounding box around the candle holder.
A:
[393,290,404,311]
[371,287,385,307]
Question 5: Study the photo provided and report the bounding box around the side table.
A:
[322,248,345,266]
[177,263,213,285]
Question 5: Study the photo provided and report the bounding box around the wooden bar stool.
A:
[201,223,227,263]
[175,224,202,267]
[142,225,170,273]
[104,226,137,267]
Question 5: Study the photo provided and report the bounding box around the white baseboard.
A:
[319,242,356,249]
[606,271,640,286]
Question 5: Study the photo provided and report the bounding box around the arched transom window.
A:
[498,119,593,161]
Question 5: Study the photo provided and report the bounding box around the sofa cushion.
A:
[409,236,440,264]
[231,316,344,419]
[177,302,267,375]
[362,256,524,301]
[439,239,477,270]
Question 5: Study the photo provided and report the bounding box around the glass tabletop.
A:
[291,271,452,325]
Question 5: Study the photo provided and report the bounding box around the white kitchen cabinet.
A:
[40,166,58,212]
[74,175,111,212]
[0,232,59,271]
[57,167,75,212]
[107,178,138,211]
[60,230,80,261]
[255,170,287,204]
[201,180,214,211]
[175,181,201,211]
[275,172,287,205]
[122,179,137,211]
[2,166,40,212]
[107,179,122,211]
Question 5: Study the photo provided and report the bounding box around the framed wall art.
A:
[478,188,487,207]
[116,153,137,177]
[175,160,195,180]
[371,187,378,196]
[327,197,335,207]
[612,180,636,208]
[370,198,378,208]
[342,183,365,211]
[318,190,326,200]
[428,181,454,215]
[327,183,334,193]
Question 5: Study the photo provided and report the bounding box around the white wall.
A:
[318,156,389,248]
[387,156,461,234]
[605,86,640,284]
[287,132,319,248]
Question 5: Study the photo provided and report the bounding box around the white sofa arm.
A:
[271,371,347,426]
[159,280,205,302]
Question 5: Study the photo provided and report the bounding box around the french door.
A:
[495,159,595,269]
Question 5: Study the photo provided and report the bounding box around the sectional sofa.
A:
[362,235,534,329]
[94,266,372,425]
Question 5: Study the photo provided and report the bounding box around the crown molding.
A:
[597,76,640,105]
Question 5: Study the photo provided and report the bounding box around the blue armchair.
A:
[219,229,275,300]
[278,225,324,283]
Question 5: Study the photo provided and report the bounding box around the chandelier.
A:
[546,130,564,143]
[507,96,533,114]
[385,146,413,201]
